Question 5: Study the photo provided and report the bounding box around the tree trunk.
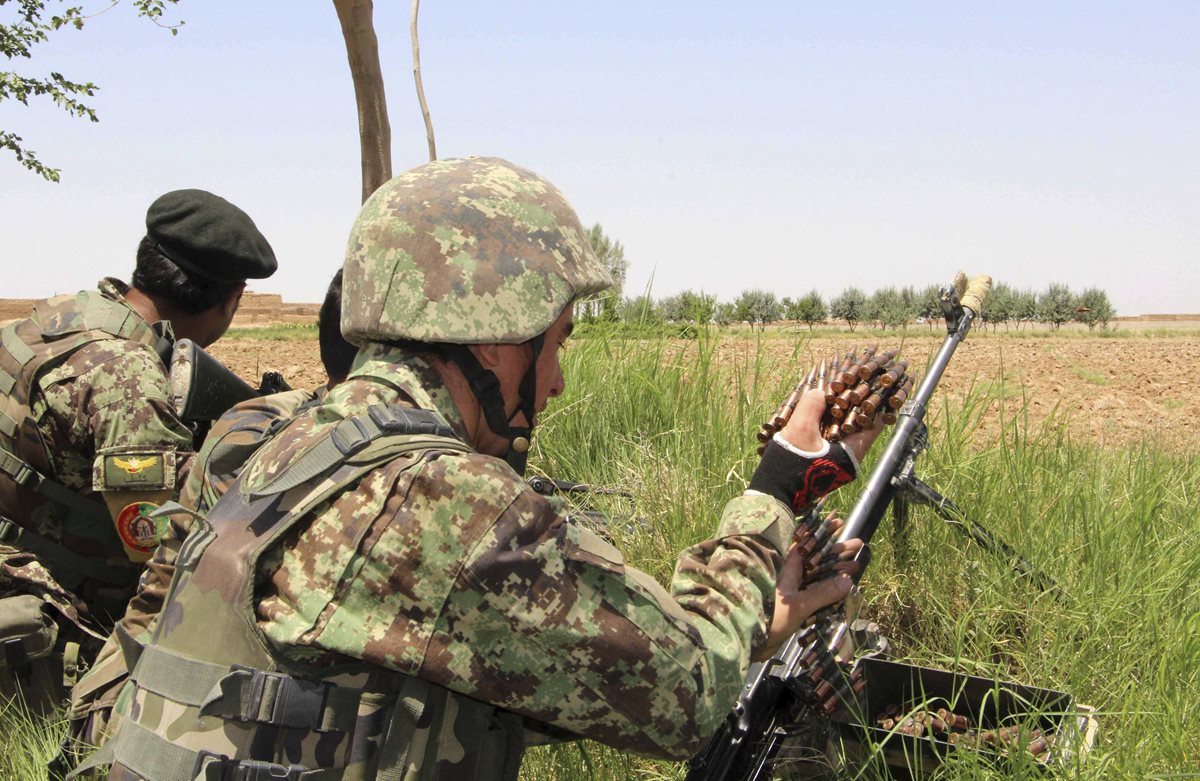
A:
[334,0,392,203]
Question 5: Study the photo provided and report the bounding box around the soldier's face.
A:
[471,307,573,455]
[187,285,245,347]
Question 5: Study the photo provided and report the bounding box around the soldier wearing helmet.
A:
[92,158,876,781]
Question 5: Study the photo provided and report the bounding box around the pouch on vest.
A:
[0,593,74,713]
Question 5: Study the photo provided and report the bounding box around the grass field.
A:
[516,331,1200,779]
[5,328,1197,779]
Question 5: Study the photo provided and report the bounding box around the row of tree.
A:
[585,282,1116,332]
[577,226,1117,332]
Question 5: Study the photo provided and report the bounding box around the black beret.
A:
[145,189,277,284]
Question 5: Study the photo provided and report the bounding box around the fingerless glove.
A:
[748,435,858,513]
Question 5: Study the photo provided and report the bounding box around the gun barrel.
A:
[837,306,979,546]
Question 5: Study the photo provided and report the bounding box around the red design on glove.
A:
[791,456,854,513]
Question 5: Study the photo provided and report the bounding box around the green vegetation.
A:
[614,281,1123,333]
[1070,367,1113,386]
[980,378,1025,400]
[526,332,1198,779]
[0,698,68,780]
[8,333,1197,780]
[830,286,868,332]
[224,323,318,341]
[2,0,183,182]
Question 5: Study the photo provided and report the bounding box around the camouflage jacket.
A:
[209,344,793,759]
[65,386,323,755]
[0,278,194,625]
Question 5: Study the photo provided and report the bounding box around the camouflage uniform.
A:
[95,158,830,780]
[0,278,192,709]
[64,387,321,752]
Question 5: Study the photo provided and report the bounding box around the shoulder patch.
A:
[95,450,175,491]
[115,501,165,554]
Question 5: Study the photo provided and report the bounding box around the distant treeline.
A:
[577,282,1115,333]
[577,226,1114,333]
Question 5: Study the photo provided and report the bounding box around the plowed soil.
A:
[209,331,1200,448]
[729,333,1200,448]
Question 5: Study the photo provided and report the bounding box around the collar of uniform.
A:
[98,276,132,300]
[343,343,466,439]
[90,277,173,349]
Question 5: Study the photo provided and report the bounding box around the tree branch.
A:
[411,0,435,162]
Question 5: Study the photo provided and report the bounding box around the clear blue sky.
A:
[2,1,1197,315]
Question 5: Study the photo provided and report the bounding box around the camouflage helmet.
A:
[341,156,613,346]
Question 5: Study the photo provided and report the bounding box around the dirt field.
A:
[209,330,1200,449]
[738,333,1198,447]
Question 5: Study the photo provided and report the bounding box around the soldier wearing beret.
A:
[61,270,354,762]
[0,188,276,711]
[89,158,878,781]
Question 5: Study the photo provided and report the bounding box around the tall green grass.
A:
[0,698,68,780]
[521,331,1199,779]
[8,332,1196,780]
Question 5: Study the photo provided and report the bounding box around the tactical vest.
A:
[0,289,172,603]
[96,404,530,781]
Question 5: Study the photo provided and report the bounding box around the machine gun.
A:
[684,273,1067,780]
[167,338,292,447]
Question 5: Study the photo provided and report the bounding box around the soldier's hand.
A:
[838,420,884,464]
[755,536,863,661]
[776,386,883,466]
[777,388,828,452]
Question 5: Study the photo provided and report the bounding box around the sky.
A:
[1,2,1197,316]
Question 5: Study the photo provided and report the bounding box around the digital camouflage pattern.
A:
[100,156,799,778]
[107,345,795,781]
[0,278,193,629]
[178,387,322,515]
[65,387,321,754]
[341,156,613,346]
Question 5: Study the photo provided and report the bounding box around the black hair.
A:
[318,268,358,383]
[130,237,240,314]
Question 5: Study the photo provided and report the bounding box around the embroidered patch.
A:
[116,501,164,554]
[113,455,158,474]
[99,452,168,490]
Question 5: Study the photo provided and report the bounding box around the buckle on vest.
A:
[367,405,453,438]
[0,515,19,545]
[0,447,40,489]
[366,404,404,432]
[330,416,372,456]
[14,462,39,489]
[193,751,306,781]
[231,665,331,731]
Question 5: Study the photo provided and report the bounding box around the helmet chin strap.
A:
[444,336,544,475]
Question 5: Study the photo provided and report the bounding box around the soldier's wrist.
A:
[748,439,857,514]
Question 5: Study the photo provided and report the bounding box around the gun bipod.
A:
[891,470,1068,603]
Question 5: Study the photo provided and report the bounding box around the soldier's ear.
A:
[470,343,505,370]
[221,283,247,319]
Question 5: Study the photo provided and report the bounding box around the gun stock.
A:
[167,339,295,449]
[168,339,259,424]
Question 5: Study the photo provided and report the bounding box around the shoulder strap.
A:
[245,405,465,499]
[177,405,469,570]
[0,445,110,524]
